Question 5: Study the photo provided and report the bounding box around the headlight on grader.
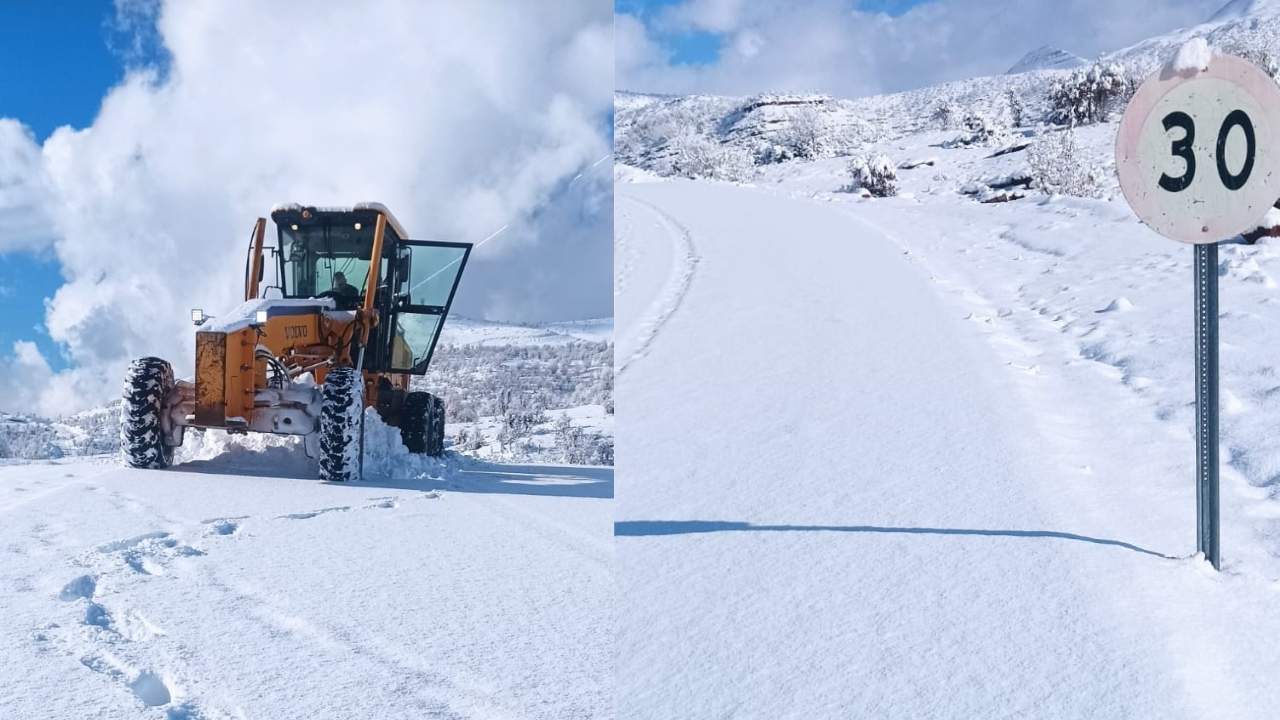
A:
[191,308,206,326]
[255,310,269,325]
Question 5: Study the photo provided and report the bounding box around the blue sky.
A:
[0,1,123,369]
[616,0,927,65]
[617,0,1224,98]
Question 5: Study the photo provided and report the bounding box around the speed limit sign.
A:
[1114,50,1280,571]
[1116,53,1280,243]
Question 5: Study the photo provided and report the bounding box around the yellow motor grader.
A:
[120,203,471,481]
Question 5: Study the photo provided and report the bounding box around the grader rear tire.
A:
[120,357,176,469]
[400,391,446,457]
[318,367,364,482]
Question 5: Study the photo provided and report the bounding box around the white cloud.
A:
[0,0,612,415]
[0,120,52,253]
[617,0,1225,97]
[0,341,56,417]
[658,0,750,34]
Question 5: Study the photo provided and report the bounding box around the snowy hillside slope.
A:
[440,315,612,346]
[617,1,1280,180]
[0,410,611,718]
[1103,1,1280,77]
[616,3,1280,716]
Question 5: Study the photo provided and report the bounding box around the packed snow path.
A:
[0,455,611,719]
[615,193,698,375]
[616,178,1280,719]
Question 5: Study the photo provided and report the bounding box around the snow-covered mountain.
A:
[1007,45,1086,74]
[1209,0,1280,22]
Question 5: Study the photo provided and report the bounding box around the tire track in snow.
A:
[459,489,612,566]
[616,193,700,376]
[0,465,119,514]
[195,568,514,720]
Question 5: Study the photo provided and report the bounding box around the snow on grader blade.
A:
[119,203,470,481]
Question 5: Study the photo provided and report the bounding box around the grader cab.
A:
[120,203,471,481]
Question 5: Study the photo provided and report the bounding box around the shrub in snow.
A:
[756,108,833,164]
[667,134,754,181]
[846,154,898,197]
[497,408,542,453]
[552,413,612,465]
[1047,62,1136,126]
[931,102,957,130]
[1005,89,1024,127]
[776,107,825,160]
[1027,130,1101,198]
[948,112,1012,148]
[453,427,487,453]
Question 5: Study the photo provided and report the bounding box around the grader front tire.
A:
[318,367,364,482]
[120,357,176,469]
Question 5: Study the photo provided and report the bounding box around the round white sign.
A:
[1116,54,1280,244]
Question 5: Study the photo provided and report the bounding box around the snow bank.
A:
[175,409,451,482]
[360,408,452,480]
[176,426,316,477]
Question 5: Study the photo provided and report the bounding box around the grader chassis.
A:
[119,203,470,481]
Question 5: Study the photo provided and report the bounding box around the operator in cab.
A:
[318,271,361,309]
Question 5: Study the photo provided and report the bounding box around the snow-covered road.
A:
[1,454,612,719]
[616,178,1280,719]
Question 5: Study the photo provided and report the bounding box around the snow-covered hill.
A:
[1208,0,1280,23]
[1007,45,1086,74]
[616,0,1280,184]
[440,315,612,346]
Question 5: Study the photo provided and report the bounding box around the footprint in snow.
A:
[80,654,176,708]
[84,602,112,628]
[129,670,172,706]
[97,532,205,575]
[364,497,398,509]
[97,531,171,553]
[203,518,241,536]
[59,575,96,601]
[277,506,350,520]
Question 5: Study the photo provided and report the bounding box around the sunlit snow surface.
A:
[0,411,611,718]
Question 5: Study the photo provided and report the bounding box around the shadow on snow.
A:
[423,464,613,499]
[614,520,1172,558]
[174,453,612,499]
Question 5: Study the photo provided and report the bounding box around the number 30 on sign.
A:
[1116,54,1280,244]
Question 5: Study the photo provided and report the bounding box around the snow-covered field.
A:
[614,6,1280,712]
[0,412,612,718]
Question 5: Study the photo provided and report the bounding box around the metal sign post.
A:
[1116,52,1280,569]
[1194,243,1220,569]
